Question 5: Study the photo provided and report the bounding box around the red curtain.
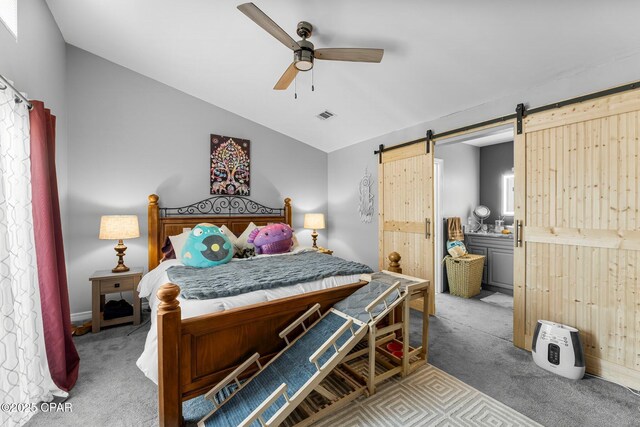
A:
[29,100,79,392]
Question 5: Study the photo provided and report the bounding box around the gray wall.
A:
[327,140,380,268]
[480,142,514,225]
[0,0,68,233]
[435,143,480,223]
[66,45,328,314]
[327,50,640,271]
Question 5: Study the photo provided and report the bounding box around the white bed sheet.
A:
[135,249,361,383]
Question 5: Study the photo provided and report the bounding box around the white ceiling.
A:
[460,131,513,148]
[451,125,514,148]
[46,0,640,152]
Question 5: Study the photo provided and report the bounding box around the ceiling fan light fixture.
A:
[294,58,313,71]
[294,41,314,71]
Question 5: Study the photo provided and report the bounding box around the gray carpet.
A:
[26,315,159,426]
[26,294,640,426]
[479,291,514,310]
[418,291,640,427]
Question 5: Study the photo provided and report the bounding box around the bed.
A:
[141,194,394,426]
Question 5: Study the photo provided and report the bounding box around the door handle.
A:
[425,218,431,239]
[515,220,523,247]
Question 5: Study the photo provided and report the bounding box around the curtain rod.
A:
[0,74,33,110]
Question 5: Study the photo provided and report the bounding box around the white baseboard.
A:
[70,300,150,325]
[70,310,92,324]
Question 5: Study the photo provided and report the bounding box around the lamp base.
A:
[112,264,130,273]
[112,240,130,273]
[311,230,319,249]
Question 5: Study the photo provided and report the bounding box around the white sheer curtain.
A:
[0,88,64,426]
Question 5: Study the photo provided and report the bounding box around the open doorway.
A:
[433,125,515,337]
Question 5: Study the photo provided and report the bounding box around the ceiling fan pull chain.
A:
[294,75,297,99]
[312,68,315,92]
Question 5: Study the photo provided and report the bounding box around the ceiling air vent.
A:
[316,110,335,121]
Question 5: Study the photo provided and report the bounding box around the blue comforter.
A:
[166,251,373,300]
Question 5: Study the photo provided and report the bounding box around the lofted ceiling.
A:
[46,0,640,152]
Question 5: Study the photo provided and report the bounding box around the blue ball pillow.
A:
[181,223,233,268]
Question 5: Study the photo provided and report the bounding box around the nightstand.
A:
[317,247,333,255]
[89,268,143,333]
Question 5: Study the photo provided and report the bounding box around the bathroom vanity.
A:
[465,231,514,295]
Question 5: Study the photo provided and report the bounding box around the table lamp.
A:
[303,213,325,249]
[99,215,140,273]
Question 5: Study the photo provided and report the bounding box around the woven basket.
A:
[445,254,485,298]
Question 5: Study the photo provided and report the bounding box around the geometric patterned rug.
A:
[312,365,541,427]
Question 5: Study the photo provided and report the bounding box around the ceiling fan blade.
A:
[274,63,299,90]
[314,48,384,63]
[237,3,300,51]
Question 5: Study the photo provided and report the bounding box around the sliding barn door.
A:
[514,89,640,388]
[379,141,435,315]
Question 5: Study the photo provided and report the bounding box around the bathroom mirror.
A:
[502,174,515,216]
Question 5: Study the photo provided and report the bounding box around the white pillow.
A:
[168,231,190,260]
[219,225,239,246]
[235,222,259,252]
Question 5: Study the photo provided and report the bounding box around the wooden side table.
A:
[89,268,143,333]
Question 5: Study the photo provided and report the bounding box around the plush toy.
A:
[247,223,294,255]
[181,223,233,268]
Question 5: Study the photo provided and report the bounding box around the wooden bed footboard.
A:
[157,281,369,427]
[149,194,406,425]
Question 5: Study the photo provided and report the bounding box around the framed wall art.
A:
[210,134,251,195]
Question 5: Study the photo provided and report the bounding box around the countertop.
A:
[465,231,514,239]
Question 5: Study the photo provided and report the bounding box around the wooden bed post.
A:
[157,283,182,427]
[148,194,160,271]
[387,252,402,273]
[284,197,292,227]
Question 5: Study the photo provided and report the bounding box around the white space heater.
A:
[532,320,585,380]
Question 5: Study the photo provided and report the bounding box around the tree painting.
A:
[210,135,251,195]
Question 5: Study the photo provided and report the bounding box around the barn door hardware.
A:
[425,218,431,239]
[426,129,433,154]
[377,144,384,164]
[373,80,640,157]
[516,103,526,135]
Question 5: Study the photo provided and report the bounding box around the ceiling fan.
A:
[237,3,384,91]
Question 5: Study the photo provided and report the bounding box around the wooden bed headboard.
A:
[148,194,292,271]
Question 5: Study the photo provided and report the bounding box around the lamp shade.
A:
[99,215,140,240]
[304,213,325,230]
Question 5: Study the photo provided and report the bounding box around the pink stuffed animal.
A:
[247,223,294,254]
